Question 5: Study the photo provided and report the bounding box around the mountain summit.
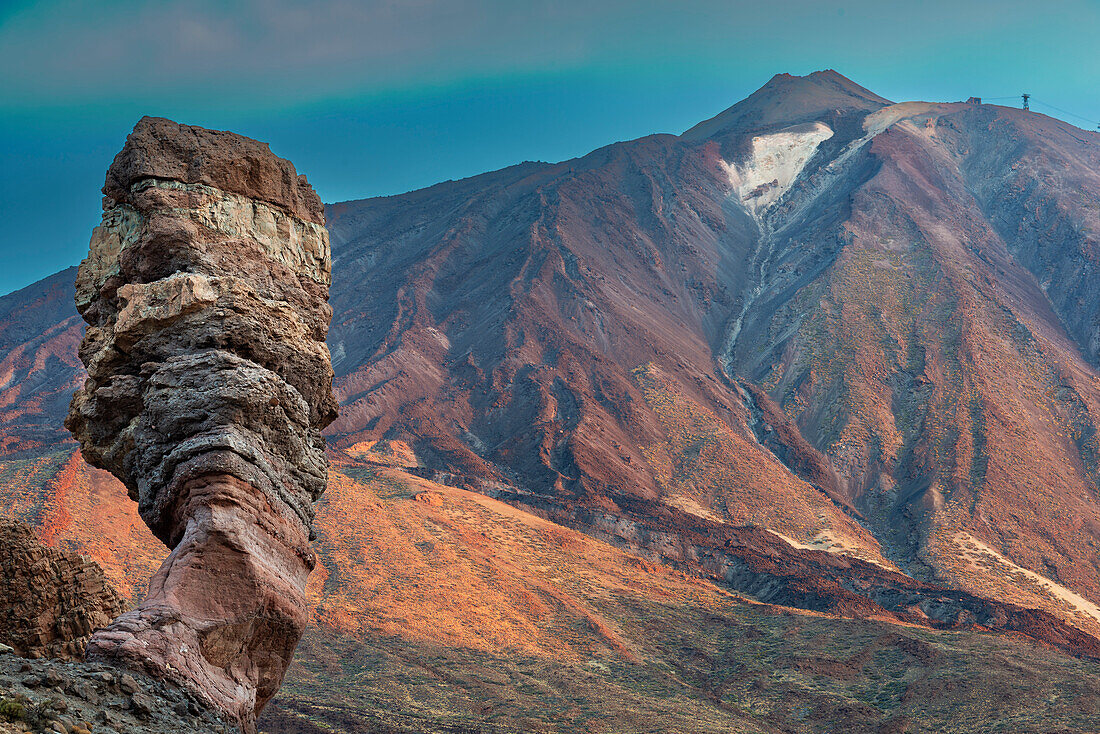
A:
[5,72,1100,731]
[683,69,892,140]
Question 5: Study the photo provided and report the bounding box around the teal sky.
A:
[2,0,1098,295]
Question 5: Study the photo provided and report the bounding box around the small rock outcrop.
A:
[0,520,125,661]
[65,117,337,732]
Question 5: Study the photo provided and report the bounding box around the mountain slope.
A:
[8,452,1100,733]
[324,72,893,568]
[728,101,1100,623]
[0,267,82,456]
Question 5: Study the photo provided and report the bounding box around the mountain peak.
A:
[682,69,892,141]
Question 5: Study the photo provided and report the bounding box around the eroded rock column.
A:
[66,116,337,732]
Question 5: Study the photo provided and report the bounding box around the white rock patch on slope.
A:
[721,121,834,221]
[954,532,1100,625]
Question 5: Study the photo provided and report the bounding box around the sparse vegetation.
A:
[260,464,1100,733]
[629,363,881,560]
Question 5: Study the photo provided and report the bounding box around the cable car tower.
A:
[1022,93,1030,110]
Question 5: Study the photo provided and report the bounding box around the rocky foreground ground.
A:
[0,649,238,733]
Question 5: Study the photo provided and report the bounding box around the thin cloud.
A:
[1,0,1096,111]
[0,0,608,105]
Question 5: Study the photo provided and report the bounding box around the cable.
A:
[1030,99,1097,125]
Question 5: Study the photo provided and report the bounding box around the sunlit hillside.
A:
[6,450,1100,733]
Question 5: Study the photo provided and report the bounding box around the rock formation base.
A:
[85,474,313,723]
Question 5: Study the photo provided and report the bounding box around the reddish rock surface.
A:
[0,519,124,661]
[65,117,336,732]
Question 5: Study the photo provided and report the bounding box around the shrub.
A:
[0,697,27,721]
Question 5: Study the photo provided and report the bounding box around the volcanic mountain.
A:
[6,70,1100,731]
[324,69,1100,626]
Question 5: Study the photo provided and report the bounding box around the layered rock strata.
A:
[65,117,337,732]
[0,520,125,661]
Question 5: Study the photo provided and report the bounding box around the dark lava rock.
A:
[0,649,238,733]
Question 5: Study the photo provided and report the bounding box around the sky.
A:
[1,0,1098,295]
